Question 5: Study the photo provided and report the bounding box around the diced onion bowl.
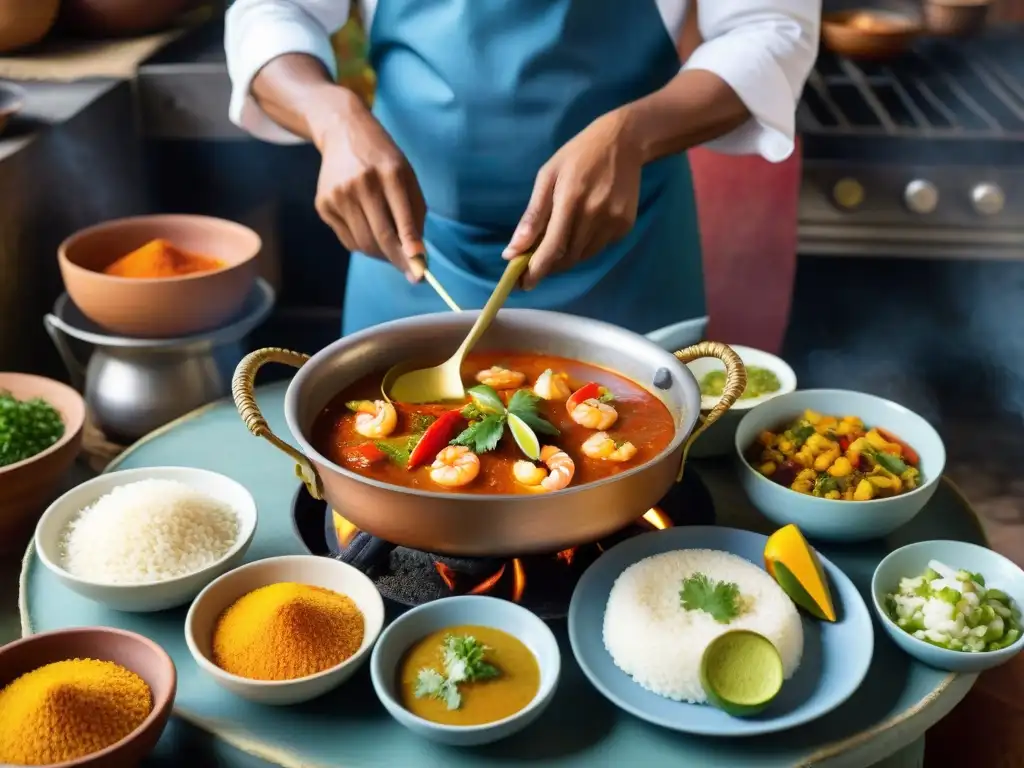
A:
[872,539,1024,673]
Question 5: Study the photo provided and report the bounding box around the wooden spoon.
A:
[384,254,530,404]
[411,254,461,313]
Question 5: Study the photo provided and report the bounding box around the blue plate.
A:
[568,526,874,737]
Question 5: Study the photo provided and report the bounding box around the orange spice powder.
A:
[103,238,225,279]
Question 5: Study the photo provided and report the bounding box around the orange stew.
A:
[311,352,676,494]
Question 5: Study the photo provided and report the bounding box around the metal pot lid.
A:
[44,277,276,350]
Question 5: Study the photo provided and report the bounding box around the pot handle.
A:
[674,341,747,481]
[232,347,324,500]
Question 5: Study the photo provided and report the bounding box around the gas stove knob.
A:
[904,180,939,214]
[832,178,865,210]
[971,183,1005,216]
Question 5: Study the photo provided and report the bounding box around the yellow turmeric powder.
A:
[0,658,152,765]
[212,582,365,681]
[103,238,225,279]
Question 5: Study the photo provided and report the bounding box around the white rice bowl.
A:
[603,548,804,704]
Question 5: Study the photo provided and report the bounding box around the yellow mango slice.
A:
[764,524,836,622]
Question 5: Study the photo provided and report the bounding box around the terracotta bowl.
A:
[0,82,25,137]
[822,10,922,60]
[0,627,176,767]
[0,373,85,555]
[58,214,261,338]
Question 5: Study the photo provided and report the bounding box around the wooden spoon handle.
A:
[455,254,530,357]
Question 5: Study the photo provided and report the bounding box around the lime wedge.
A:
[507,412,540,460]
[700,630,784,717]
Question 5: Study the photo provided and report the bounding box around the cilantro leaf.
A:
[680,572,742,624]
[408,413,438,433]
[414,668,446,698]
[461,403,484,420]
[507,389,559,437]
[467,385,506,415]
[414,635,501,711]
[451,414,505,453]
[374,436,416,465]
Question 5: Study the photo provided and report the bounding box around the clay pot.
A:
[0,373,85,556]
[60,0,197,38]
[58,214,261,338]
[0,0,60,53]
[0,628,176,767]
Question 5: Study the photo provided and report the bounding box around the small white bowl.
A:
[872,540,1024,673]
[685,345,797,458]
[370,595,561,746]
[185,554,385,705]
[35,466,258,612]
[735,390,945,542]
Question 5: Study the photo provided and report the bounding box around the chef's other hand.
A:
[503,109,643,290]
[313,91,427,283]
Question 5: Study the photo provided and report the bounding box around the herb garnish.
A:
[373,413,438,465]
[414,634,501,710]
[866,447,908,475]
[680,573,743,624]
[0,391,65,468]
[451,385,558,455]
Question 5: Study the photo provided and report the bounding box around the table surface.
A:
[14,383,1002,767]
[8,387,1024,765]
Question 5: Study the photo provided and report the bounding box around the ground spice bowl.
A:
[184,554,385,705]
[0,627,176,767]
[57,214,261,338]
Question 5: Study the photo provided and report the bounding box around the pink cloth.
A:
[689,141,801,354]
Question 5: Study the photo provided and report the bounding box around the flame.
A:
[556,548,576,566]
[434,562,457,591]
[332,511,361,548]
[511,558,526,602]
[642,507,673,530]
[469,564,506,595]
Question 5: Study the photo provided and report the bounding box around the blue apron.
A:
[342,0,706,344]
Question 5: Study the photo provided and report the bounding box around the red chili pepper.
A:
[838,436,851,452]
[566,382,600,415]
[342,444,388,469]
[877,428,920,466]
[407,409,465,469]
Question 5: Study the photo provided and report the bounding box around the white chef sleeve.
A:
[225,0,352,144]
[684,1,820,162]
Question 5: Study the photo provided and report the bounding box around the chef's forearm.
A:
[624,70,750,164]
[250,54,366,149]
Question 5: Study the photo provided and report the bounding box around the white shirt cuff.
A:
[684,38,799,163]
[226,6,341,145]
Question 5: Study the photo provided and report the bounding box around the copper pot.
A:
[232,311,746,557]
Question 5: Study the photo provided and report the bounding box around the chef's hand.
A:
[503,109,643,290]
[312,91,427,283]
